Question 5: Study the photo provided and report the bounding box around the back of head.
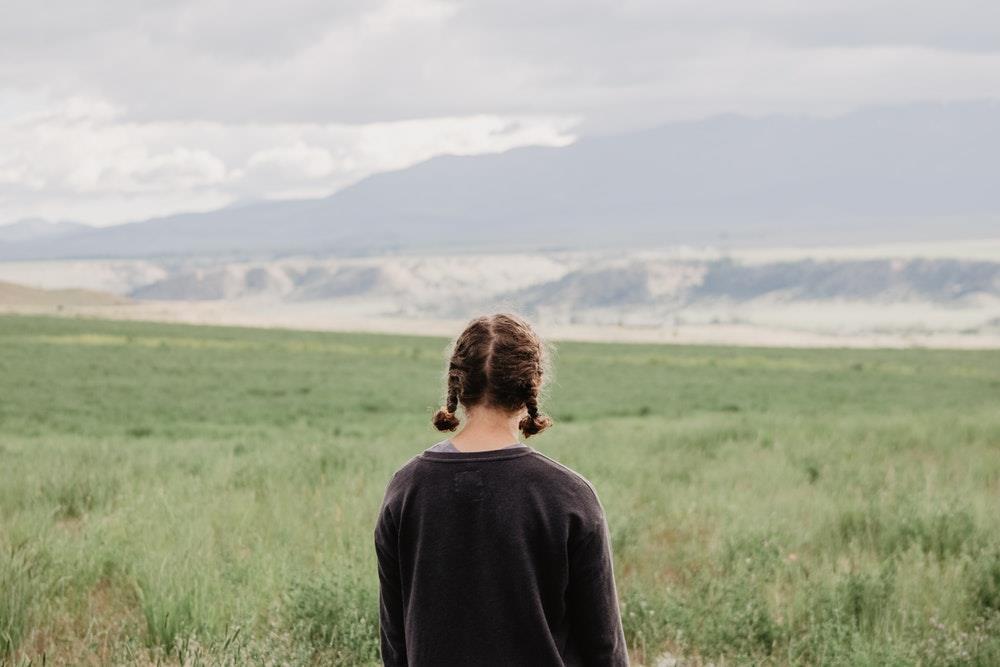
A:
[432,312,554,438]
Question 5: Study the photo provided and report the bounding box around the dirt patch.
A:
[19,578,144,666]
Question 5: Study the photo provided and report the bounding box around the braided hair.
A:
[432,313,553,438]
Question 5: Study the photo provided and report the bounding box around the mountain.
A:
[0,219,91,244]
[2,101,999,260]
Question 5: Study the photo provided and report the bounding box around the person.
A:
[373,312,629,666]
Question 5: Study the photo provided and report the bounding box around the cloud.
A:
[1,0,998,224]
[238,143,338,198]
[4,0,999,128]
[0,97,577,224]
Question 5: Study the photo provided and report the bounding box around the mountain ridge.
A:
[2,101,998,260]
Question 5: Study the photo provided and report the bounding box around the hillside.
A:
[0,280,131,307]
[1,102,998,260]
[122,255,1000,310]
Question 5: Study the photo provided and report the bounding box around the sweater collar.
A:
[420,445,535,462]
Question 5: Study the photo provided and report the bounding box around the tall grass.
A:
[284,565,381,664]
[1,314,999,664]
[0,542,47,659]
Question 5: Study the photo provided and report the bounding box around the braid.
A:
[432,365,462,431]
[518,392,553,438]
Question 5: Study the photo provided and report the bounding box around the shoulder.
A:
[379,454,421,501]
[526,451,610,545]
[524,450,604,510]
[392,453,423,479]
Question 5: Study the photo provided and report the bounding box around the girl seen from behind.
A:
[374,312,628,666]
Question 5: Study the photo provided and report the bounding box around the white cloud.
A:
[0,96,577,225]
[246,143,336,179]
[239,142,338,198]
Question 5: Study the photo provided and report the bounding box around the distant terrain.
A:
[0,280,130,308]
[0,241,998,348]
[1,102,998,260]
[2,102,997,347]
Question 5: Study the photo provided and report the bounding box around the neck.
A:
[449,404,523,452]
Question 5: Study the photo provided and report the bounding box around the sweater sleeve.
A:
[566,504,630,666]
[374,495,407,666]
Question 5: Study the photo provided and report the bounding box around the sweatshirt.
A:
[373,444,629,666]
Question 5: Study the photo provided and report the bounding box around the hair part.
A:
[432,312,553,438]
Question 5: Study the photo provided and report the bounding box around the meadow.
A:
[1,314,999,666]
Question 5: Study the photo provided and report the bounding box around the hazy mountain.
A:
[505,258,1000,312]
[2,249,997,337]
[2,102,998,261]
[0,218,90,244]
[124,255,1000,309]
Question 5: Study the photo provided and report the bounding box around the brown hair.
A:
[432,313,554,438]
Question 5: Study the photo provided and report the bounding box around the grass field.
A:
[1,314,999,666]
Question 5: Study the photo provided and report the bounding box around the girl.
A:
[374,313,628,666]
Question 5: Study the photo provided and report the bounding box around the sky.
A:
[2,0,999,227]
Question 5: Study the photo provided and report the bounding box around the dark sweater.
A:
[374,445,629,666]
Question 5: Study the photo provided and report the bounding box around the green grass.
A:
[1,314,999,665]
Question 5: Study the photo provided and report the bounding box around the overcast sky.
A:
[2,0,999,227]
